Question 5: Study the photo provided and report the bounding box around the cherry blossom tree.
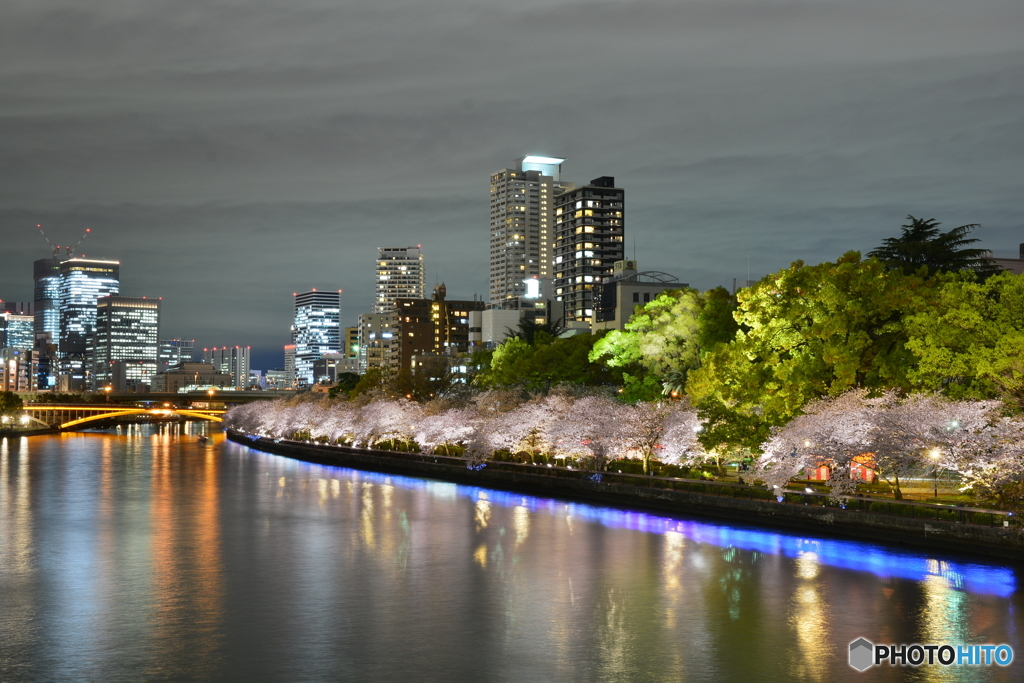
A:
[618,401,674,474]
[656,402,705,468]
[546,395,624,471]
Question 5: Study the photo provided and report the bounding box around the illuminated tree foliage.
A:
[905,271,1024,407]
[687,253,938,451]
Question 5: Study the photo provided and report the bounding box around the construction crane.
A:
[35,224,91,259]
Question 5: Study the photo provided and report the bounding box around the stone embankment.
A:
[228,431,1024,562]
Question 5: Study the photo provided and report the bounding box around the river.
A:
[0,426,1020,682]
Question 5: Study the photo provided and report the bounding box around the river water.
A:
[0,427,1020,682]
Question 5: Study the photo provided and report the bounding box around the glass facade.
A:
[92,296,160,390]
[292,290,341,386]
[57,258,120,389]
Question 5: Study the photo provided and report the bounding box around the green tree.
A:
[905,271,1024,406]
[475,333,613,392]
[0,391,24,417]
[327,372,361,399]
[589,288,703,379]
[505,317,565,345]
[868,215,1000,278]
[687,252,938,452]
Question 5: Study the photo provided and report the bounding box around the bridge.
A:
[22,404,227,430]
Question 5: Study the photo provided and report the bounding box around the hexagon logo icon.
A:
[849,638,874,671]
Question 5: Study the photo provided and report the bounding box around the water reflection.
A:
[0,431,1021,683]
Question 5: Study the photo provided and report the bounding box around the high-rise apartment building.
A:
[203,346,251,389]
[358,313,392,374]
[292,289,341,386]
[489,156,573,307]
[374,247,425,315]
[390,284,486,372]
[553,176,625,325]
[57,258,120,389]
[92,296,161,391]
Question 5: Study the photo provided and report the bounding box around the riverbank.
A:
[228,430,1024,562]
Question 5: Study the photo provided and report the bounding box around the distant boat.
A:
[198,435,209,443]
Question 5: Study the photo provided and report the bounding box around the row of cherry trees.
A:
[226,391,702,474]
[224,390,1024,506]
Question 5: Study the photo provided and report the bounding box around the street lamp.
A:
[104,385,112,402]
[928,448,941,499]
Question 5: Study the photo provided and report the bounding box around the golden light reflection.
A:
[381,483,394,520]
[919,567,969,667]
[513,505,530,547]
[663,531,685,593]
[331,479,340,498]
[475,499,491,531]
[361,485,376,548]
[787,551,832,682]
[473,544,488,568]
[318,478,329,506]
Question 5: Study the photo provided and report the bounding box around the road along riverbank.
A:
[229,430,1023,561]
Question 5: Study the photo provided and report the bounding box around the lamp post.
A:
[928,448,941,499]
[104,385,112,403]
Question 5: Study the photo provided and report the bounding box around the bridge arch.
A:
[28,407,227,430]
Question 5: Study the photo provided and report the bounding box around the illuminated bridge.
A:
[23,405,227,430]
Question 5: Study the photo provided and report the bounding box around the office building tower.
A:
[1,311,34,352]
[292,290,341,386]
[159,339,196,370]
[374,247,425,315]
[282,345,297,389]
[57,258,120,389]
[489,156,573,307]
[33,257,62,340]
[203,346,251,389]
[553,176,625,325]
[92,296,161,391]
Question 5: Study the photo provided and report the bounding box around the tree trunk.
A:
[643,452,651,475]
[893,474,903,500]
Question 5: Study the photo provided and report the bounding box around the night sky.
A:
[2,0,1022,370]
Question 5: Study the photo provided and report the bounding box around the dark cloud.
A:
[2,0,1023,370]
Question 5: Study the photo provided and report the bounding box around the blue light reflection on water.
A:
[237,441,1019,599]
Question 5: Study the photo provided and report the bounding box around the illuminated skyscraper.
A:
[57,258,120,389]
[203,346,251,389]
[374,247,425,315]
[553,176,625,325]
[489,156,572,307]
[92,296,161,391]
[292,289,341,386]
[33,256,62,340]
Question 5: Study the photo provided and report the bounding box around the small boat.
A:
[198,435,209,443]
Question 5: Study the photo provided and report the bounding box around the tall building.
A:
[374,247,425,315]
[292,290,341,386]
[357,313,392,373]
[33,257,62,340]
[553,176,625,325]
[203,346,251,389]
[159,339,195,370]
[57,258,120,389]
[0,311,34,352]
[390,284,486,372]
[92,296,161,391]
[489,156,572,307]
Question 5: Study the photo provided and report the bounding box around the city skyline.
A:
[2,0,1022,370]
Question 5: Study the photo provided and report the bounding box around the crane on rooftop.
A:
[35,224,92,259]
